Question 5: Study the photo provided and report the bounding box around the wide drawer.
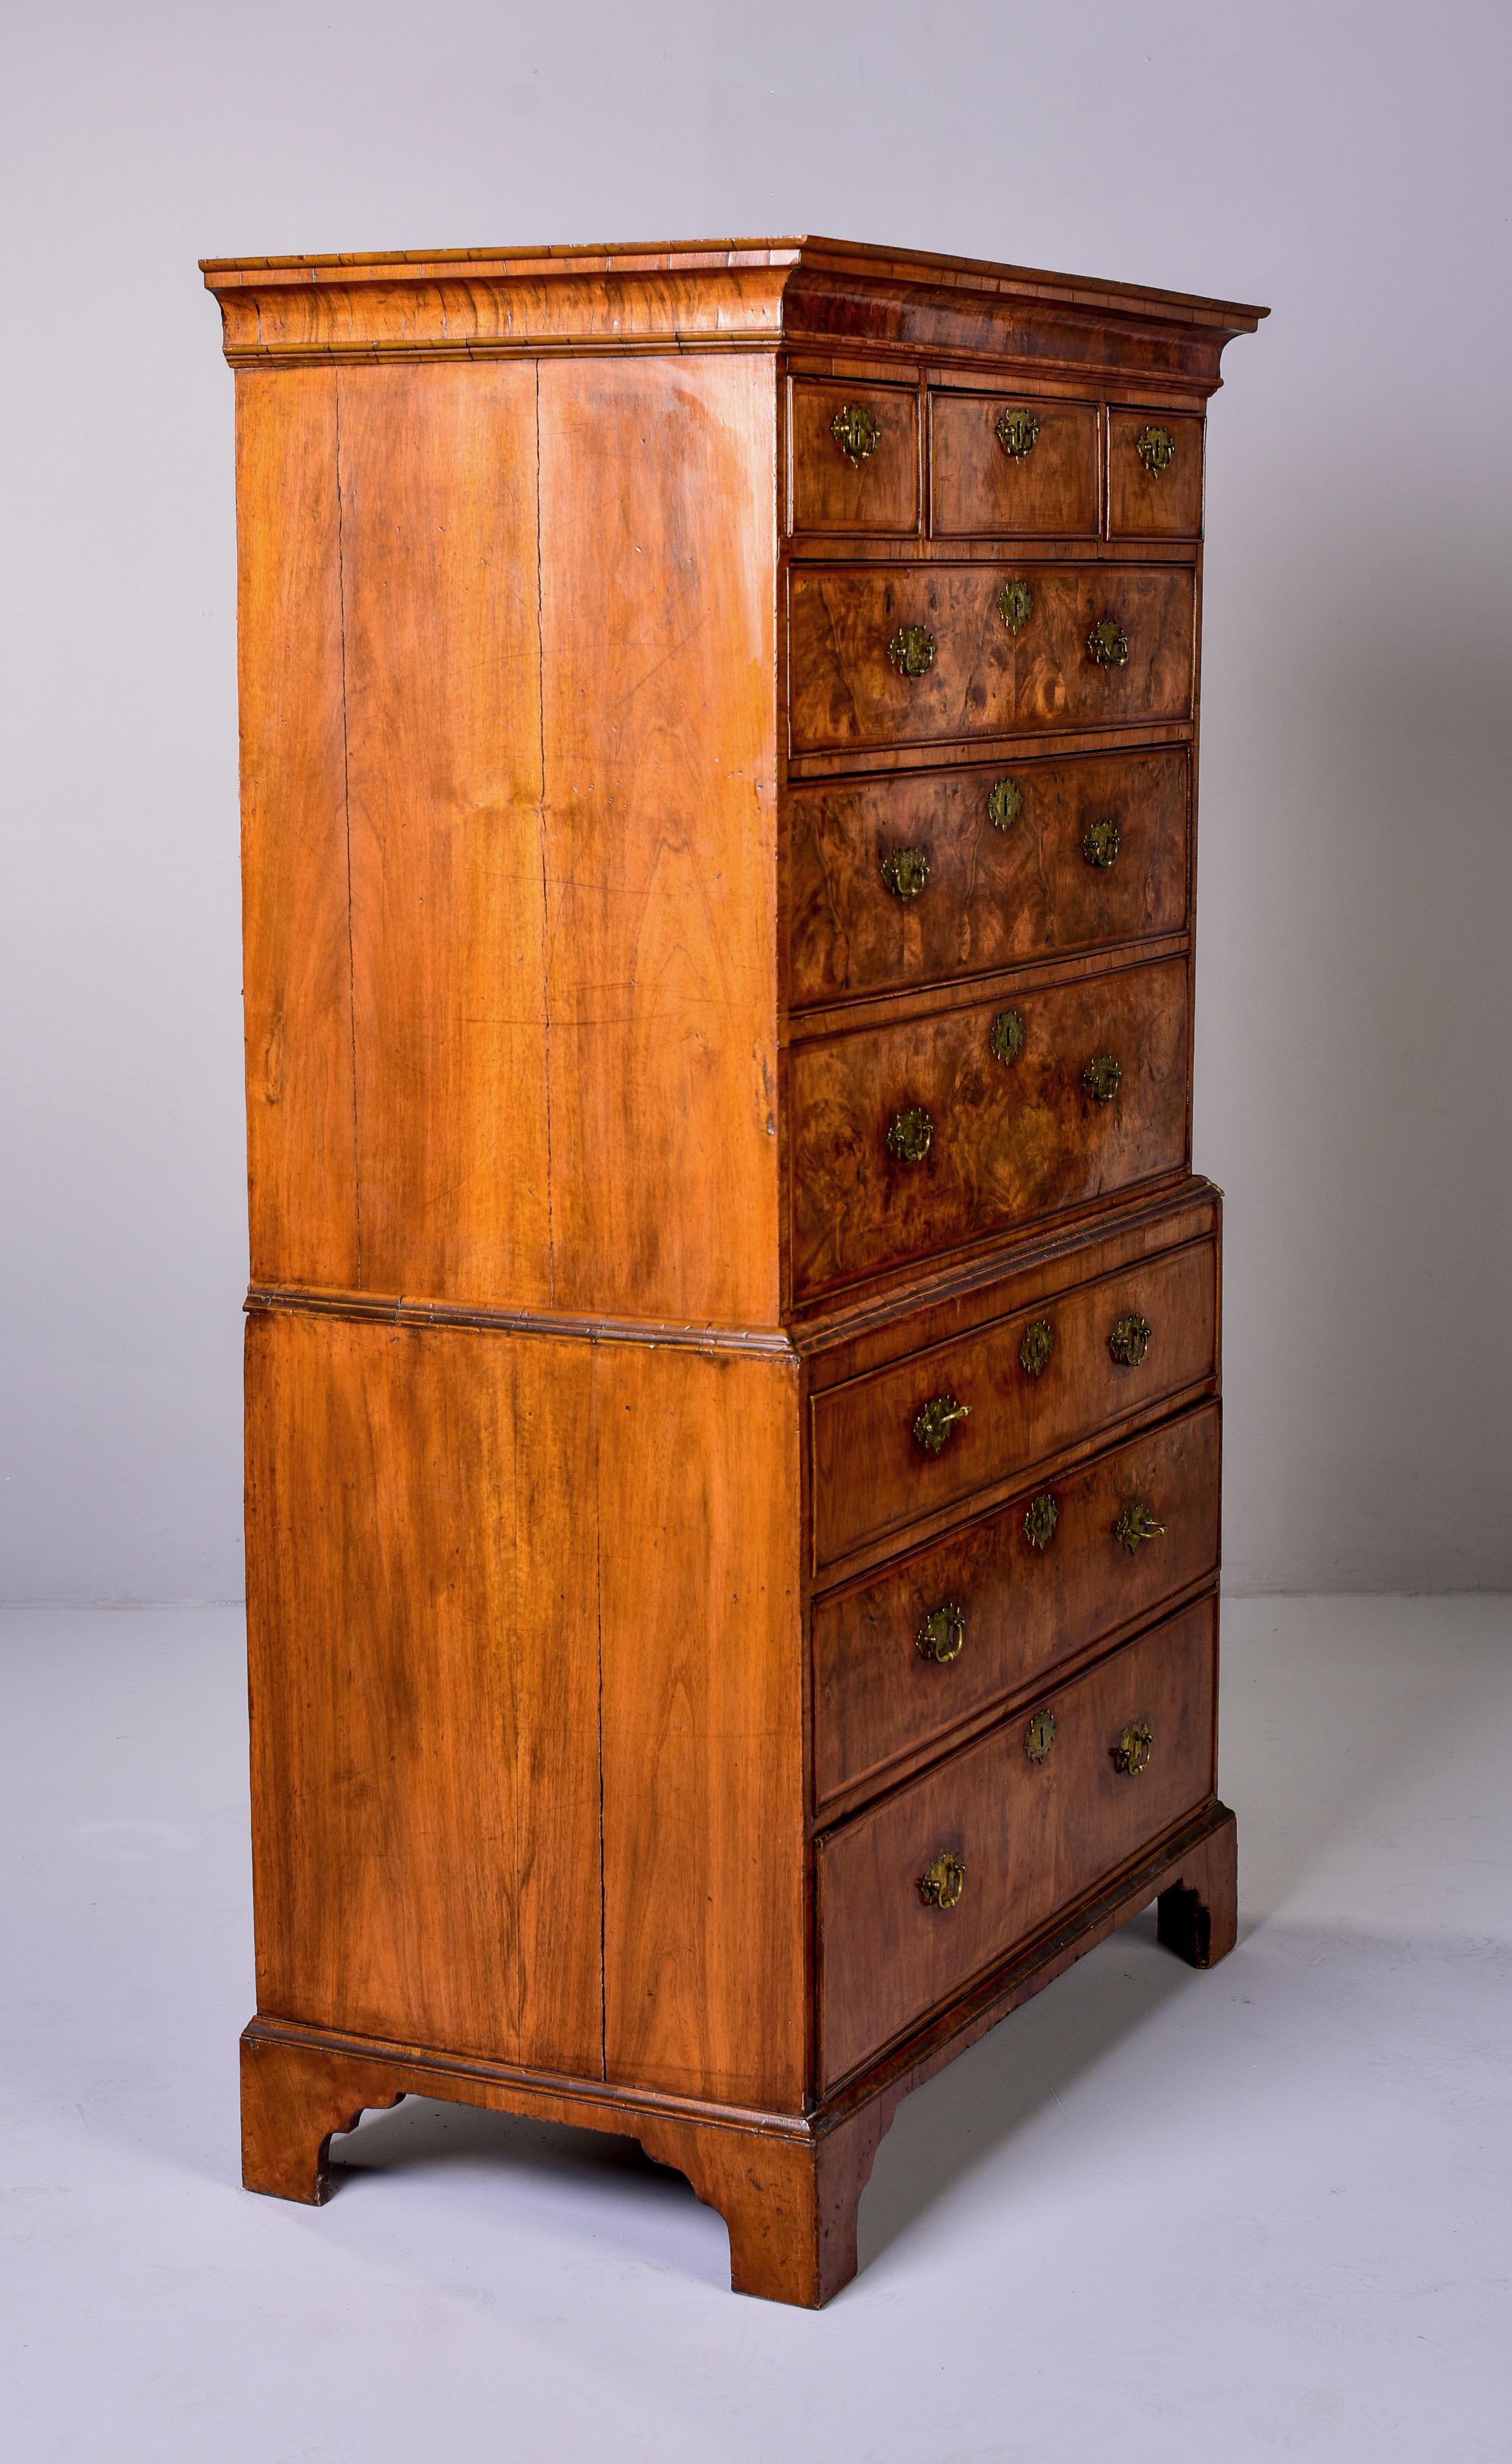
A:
[810,1232,1216,1570]
[816,1593,1217,2086]
[787,747,1189,1009]
[789,564,1194,753]
[930,391,1100,537]
[790,956,1190,1302]
[789,378,921,535]
[813,1401,1219,1807]
[1108,409,1204,538]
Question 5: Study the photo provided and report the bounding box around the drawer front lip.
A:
[786,745,1191,1012]
[1108,408,1206,538]
[813,1401,1220,1814]
[789,955,1191,1305]
[816,1593,1218,2091]
[788,562,1195,755]
[929,391,1101,538]
[810,1234,1217,1572]
[789,377,922,537]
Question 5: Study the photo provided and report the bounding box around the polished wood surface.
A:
[1108,408,1205,537]
[930,392,1100,538]
[786,747,1189,1008]
[790,376,920,534]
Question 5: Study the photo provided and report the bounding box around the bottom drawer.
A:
[816,1593,1216,2088]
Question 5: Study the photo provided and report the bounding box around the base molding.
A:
[240,1800,1237,2306]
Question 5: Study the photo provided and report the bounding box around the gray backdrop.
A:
[3,0,1508,1602]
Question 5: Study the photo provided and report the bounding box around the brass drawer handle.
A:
[998,578,1034,636]
[887,1106,934,1164]
[1024,1707,1057,1763]
[1018,1317,1053,1377]
[1024,1491,1059,1552]
[1114,1500,1166,1552]
[918,1850,966,1909]
[996,407,1040,460]
[1113,1720,1155,1777]
[888,625,937,678]
[1135,423,1177,475]
[1083,1054,1122,1103]
[989,1008,1025,1065]
[987,775,1024,832]
[1108,1312,1152,1367]
[914,1393,970,1456]
[879,847,931,901]
[1082,817,1122,869]
[916,1602,965,1664]
[831,403,882,464]
[1087,615,1129,668]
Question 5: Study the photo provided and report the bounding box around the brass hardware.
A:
[1113,1720,1155,1776]
[1114,1500,1166,1552]
[1082,817,1122,869]
[916,1602,966,1665]
[880,847,931,901]
[888,625,937,678]
[1135,423,1177,475]
[918,1850,966,1909]
[1024,1492,1059,1552]
[1087,615,1129,668]
[998,579,1034,636]
[987,776,1024,833]
[913,1394,970,1456]
[1108,1312,1153,1367]
[1083,1054,1122,1104]
[831,403,882,464]
[990,1009,1025,1065]
[995,407,1041,460]
[1024,1708,1057,1764]
[887,1106,934,1165]
[1019,1318,1054,1378]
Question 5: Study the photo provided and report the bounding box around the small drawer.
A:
[790,956,1190,1304]
[931,391,1099,537]
[813,1403,1219,1808]
[789,563,1194,753]
[787,747,1189,1009]
[1108,409,1204,538]
[810,1232,1216,1571]
[789,379,920,535]
[816,1593,1216,2085]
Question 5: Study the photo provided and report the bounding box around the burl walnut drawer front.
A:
[789,379,921,535]
[810,1234,1216,1571]
[930,392,1100,538]
[813,1402,1219,1808]
[788,565,1194,754]
[1108,410,1204,539]
[790,957,1190,1301]
[817,1594,1217,2087]
[787,748,1189,1009]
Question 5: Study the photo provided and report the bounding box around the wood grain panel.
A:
[790,958,1191,1299]
[810,1234,1216,1569]
[789,563,1194,752]
[235,367,358,1286]
[787,748,1188,1008]
[817,1594,1217,2085]
[1108,409,1205,538]
[791,377,919,534]
[244,1309,603,2071]
[598,1344,806,2110]
[931,392,1099,537]
[813,1403,1219,1806]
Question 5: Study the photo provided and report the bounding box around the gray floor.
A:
[2,1596,1509,2462]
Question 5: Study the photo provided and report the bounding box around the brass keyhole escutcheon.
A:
[1087,615,1129,668]
[1024,1708,1057,1764]
[996,407,1041,460]
[1109,1312,1152,1368]
[1135,423,1176,475]
[913,1393,970,1457]
[999,579,1035,636]
[990,1008,1025,1066]
[918,1850,966,1909]
[1082,817,1122,869]
[1083,1054,1122,1104]
[1024,1492,1059,1552]
[831,403,882,464]
[987,775,1024,833]
[880,847,931,901]
[888,624,937,678]
[887,1106,934,1165]
[916,1602,966,1665]
[1113,1720,1155,1777]
[1114,1500,1166,1553]
[1019,1317,1054,1378]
